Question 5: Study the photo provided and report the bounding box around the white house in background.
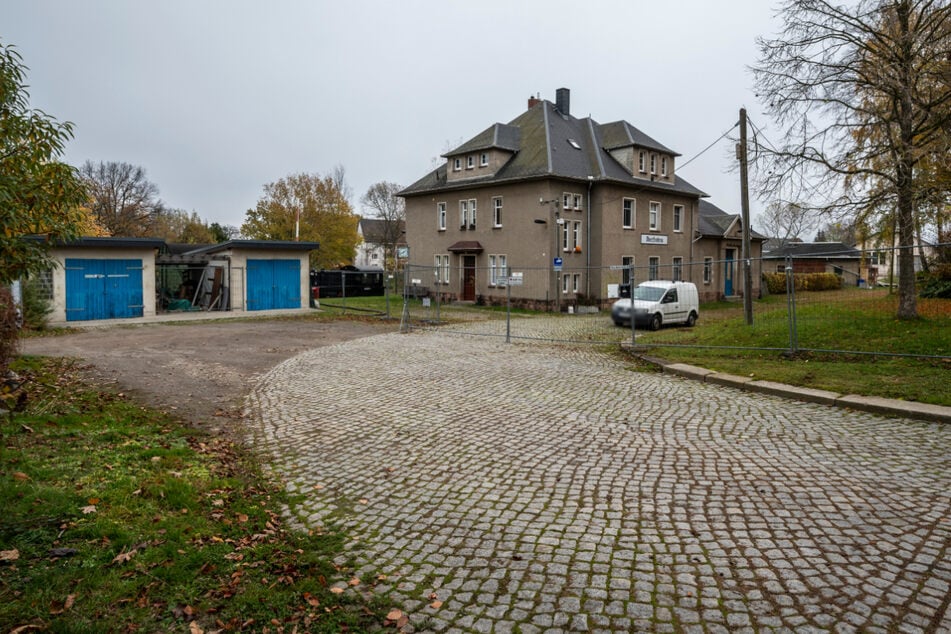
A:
[354,218,406,269]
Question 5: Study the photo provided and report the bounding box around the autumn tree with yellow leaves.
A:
[242,170,359,270]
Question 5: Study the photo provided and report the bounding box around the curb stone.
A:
[642,356,951,423]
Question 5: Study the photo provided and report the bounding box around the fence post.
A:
[384,269,390,319]
[399,265,411,333]
[785,256,798,354]
[506,271,512,344]
[629,264,636,349]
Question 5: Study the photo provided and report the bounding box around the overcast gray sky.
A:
[5,0,782,230]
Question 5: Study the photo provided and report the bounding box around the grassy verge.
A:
[0,357,391,632]
[633,289,951,406]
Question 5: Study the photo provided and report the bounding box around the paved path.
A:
[246,330,950,633]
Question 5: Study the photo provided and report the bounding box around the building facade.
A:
[400,88,761,308]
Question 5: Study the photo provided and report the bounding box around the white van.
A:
[611,280,699,330]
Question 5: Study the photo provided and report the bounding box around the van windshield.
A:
[632,285,665,302]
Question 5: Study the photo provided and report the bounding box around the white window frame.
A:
[622,198,635,229]
[573,221,581,250]
[673,204,683,233]
[638,151,646,173]
[492,197,503,227]
[648,256,659,281]
[453,158,461,171]
[572,273,580,293]
[661,156,668,177]
[466,155,474,169]
[622,256,634,285]
[703,257,713,284]
[469,199,477,227]
[435,254,450,284]
[649,201,661,231]
[562,222,570,251]
[573,194,582,210]
[563,193,572,210]
[672,257,683,281]
[480,152,489,167]
[437,202,447,231]
[489,254,507,287]
[650,154,657,175]
[459,200,468,227]
[562,272,570,294]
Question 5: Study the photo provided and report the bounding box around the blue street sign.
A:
[553,257,563,271]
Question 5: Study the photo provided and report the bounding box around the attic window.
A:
[567,139,581,150]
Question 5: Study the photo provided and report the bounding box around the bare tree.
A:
[757,201,817,243]
[752,0,951,319]
[360,181,405,267]
[80,161,165,236]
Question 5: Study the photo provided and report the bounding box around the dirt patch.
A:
[20,319,390,436]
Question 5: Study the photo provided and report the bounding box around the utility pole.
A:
[738,108,754,325]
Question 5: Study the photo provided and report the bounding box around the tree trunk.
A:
[895,0,918,320]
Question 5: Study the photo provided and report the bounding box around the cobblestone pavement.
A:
[245,328,951,633]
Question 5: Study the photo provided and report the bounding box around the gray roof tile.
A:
[401,100,706,198]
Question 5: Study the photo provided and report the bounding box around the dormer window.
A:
[480,153,488,166]
[638,151,646,173]
[466,155,474,169]
[650,154,657,175]
[661,156,668,177]
[453,158,461,171]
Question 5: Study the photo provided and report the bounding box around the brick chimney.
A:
[527,93,541,109]
[555,87,570,115]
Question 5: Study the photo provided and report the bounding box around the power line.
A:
[678,122,740,170]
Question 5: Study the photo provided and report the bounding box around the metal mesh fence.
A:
[398,243,950,358]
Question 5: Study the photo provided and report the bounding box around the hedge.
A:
[763,272,843,294]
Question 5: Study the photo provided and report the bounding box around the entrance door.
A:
[462,255,476,301]
[724,249,735,296]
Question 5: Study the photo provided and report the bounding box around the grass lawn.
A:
[634,289,951,406]
[0,358,394,632]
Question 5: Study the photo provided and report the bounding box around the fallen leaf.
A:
[212,499,225,507]
[12,472,29,481]
[386,608,403,621]
[313,484,324,490]
[430,600,443,609]
[9,625,43,633]
[348,577,360,586]
[397,614,409,628]
[64,594,76,610]
[1,549,19,563]
[87,498,100,505]
[428,592,438,600]
[237,513,249,523]
[80,505,97,515]
[329,587,344,594]
[188,622,203,634]
[358,498,369,505]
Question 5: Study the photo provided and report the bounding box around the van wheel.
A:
[649,314,662,331]
[686,311,697,327]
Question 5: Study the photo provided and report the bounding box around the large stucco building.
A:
[400,88,763,307]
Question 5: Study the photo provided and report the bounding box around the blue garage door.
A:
[246,259,301,311]
[65,259,144,321]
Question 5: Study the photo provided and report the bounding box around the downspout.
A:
[586,176,593,297]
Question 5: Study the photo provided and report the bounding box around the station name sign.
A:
[640,234,669,245]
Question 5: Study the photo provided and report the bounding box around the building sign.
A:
[397,246,409,259]
[640,234,669,245]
